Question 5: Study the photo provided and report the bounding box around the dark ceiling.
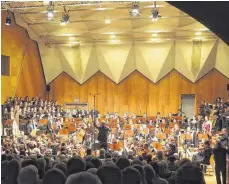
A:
[168,1,229,46]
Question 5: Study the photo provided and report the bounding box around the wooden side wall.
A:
[49,69,229,116]
[1,11,46,103]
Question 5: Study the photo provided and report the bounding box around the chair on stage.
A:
[151,142,163,151]
[164,128,171,135]
[124,130,134,139]
[155,133,167,141]
[198,133,208,141]
[159,123,166,129]
[38,119,48,125]
[169,122,175,128]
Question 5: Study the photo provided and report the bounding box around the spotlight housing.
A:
[60,7,70,26]
[150,2,161,21]
[129,2,140,17]
[5,15,11,26]
[151,9,159,21]
[60,13,70,26]
[47,8,54,20]
[46,1,54,20]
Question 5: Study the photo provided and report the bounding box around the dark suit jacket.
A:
[94,122,109,143]
[213,146,228,169]
[202,147,212,165]
[220,134,228,148]
[90,110,99,118]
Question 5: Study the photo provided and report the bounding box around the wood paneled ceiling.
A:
[2,1,216,44]
[2,1,229,84]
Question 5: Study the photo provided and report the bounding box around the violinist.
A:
[83,122,93,148]
[165,137,177,157]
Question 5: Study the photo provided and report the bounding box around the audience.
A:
[1,147,208,184]
[42,169,66,184]
[150,161,169,184]
[122,167,141,184]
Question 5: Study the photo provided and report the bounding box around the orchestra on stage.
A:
[1,96,229,160]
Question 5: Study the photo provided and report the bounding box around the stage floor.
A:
[205,175,216,184]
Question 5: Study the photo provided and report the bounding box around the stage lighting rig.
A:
[5,12,11,26]
[129,2,140,17]
[46,1,54,20]
[150,2,161,21]
[60,7,70,26]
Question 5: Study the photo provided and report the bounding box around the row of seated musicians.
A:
[5,117,211,140]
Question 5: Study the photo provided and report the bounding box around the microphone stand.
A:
[89,93,100,150]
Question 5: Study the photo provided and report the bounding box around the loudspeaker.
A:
[46,85,50,92]
[227,84,229,91]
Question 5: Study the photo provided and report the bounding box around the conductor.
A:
[94,121,110,151]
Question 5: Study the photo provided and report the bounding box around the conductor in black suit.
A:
[213,140,228,184]
[220,129,228,148]
[93,121,110,152]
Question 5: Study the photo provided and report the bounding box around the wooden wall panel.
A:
[1,11,46,103]
[49,69,229,116]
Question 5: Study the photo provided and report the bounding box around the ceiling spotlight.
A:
[5,14,11,26]
[150,2,161,21]
[110,35,116,39]
[105,19,111,24]
[60,14,69,26]
[60,7,70,26]
[152,33,158,37]
[47,8,54,20]
[130,2,140,17]
[46,1,54,20]
[195,32,202,36]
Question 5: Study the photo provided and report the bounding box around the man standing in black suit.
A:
[220,129,228,148]
[90,107,99,120]
[213,140,228,184]
[93,121,110,152]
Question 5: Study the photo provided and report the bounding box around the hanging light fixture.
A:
[5,11,11,26]
[150,2,161,21]
[60,7,70,26]
[129,2,140,17]
[46,1,54,20]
